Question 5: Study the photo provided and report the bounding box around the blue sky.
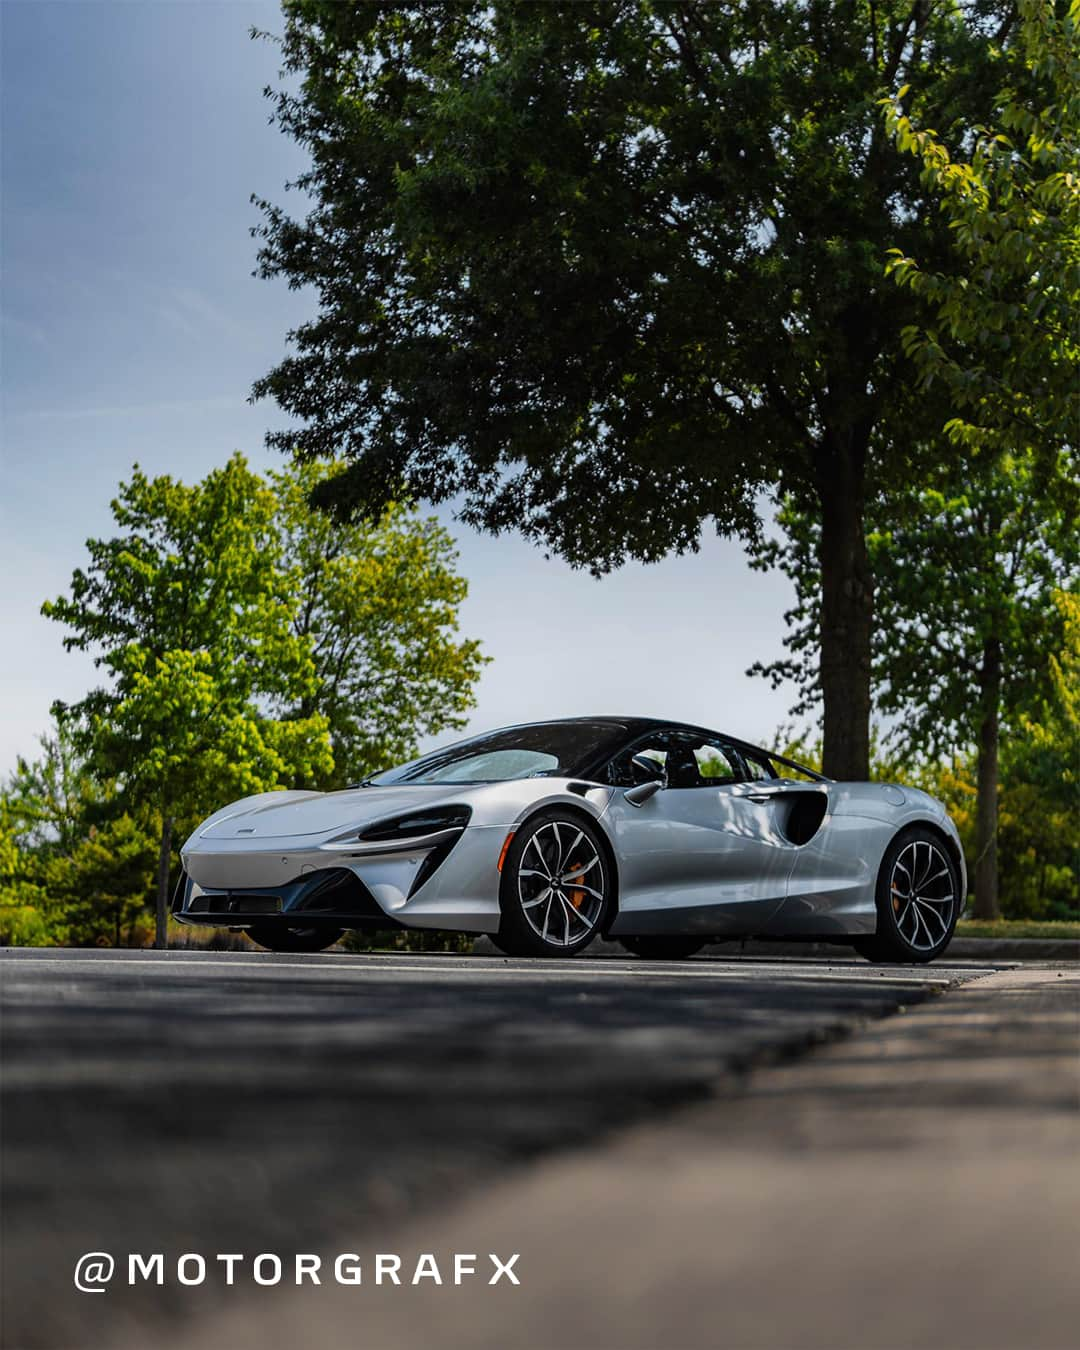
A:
[1,0,800,777]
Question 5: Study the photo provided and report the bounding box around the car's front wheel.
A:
[854,827,960,964]
[493,811,612,957]
[246,925,343,954]
[619,935,706,960]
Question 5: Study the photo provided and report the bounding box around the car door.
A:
[603,731,797,936]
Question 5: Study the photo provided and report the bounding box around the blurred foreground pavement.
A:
[157,967,1079,1350]
[1,952,1076,1350]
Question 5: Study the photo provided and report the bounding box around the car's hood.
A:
[198,785,474,840]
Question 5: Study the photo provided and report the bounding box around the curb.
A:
[472,934,1078,962]
[716,936,1079,962]
[923,936,1077,962]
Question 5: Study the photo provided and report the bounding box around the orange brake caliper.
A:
[565,859,585,909]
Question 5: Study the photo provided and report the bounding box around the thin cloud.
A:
[12,395,243,423]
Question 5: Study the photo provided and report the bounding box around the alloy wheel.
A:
[888,839,956,952]
[517,820,606,949]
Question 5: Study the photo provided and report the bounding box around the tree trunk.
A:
[816,440,873,782]
[155,813,174,950]
[973,636,1002,920]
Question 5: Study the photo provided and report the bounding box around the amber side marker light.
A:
[496,832,516,872]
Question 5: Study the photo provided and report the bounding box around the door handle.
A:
[745,792,775,803]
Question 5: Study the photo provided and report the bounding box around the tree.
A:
[0,721,152,947]
[44,455,333,947]
[253,0,1014,780]
[1010,587,1080,914]
[772,703,1079,921]
[871,454,1076,918]
[3,716,102,858]
[884,0,1080,457]
[750,449,1077,916]
[41,454,484,946]
[1009,582,1080,919]
[40,815,157,949]
[270,460,487,785]
[753,3,1079,913]
[0,719,149,947]
[1020,590,1080,798]
[0,802,57,947]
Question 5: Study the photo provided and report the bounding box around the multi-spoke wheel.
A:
[854,828,960,964]
[493,811,611,957]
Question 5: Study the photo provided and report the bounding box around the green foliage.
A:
[1018,588,1080,802]
[956,920,1080,938]
[1,722,157,946]
[0,800,57,947]
[253,0,1003,535]
[271,459,488,785]
[918,745,1077,920]
[40,814,158,948]
[871,452,1076,757]
[43,453,333,824]
[757,2,1077,909]
[10,454,484,946]
[1004,589,1080,915]
[754,452,1075,917]
[752,450,1076,754]
[3,717,102,855]
[253,1,1016,778]
[883,0,1080,456]
[771,720,1078,919]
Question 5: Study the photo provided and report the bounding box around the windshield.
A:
[367,721,628,786]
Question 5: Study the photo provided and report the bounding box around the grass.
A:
[956,919,1080,941]
[165,920,250,951]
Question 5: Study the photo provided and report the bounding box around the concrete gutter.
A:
[474,933,1079,961]
[714,935,1079,962]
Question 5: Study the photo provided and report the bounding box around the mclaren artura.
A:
[177,717,966,962]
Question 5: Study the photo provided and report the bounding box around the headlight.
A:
[320,806,472,896]
[322,804,469,847]
[344,806,472,845]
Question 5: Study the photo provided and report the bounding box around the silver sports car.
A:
[177,717,966,962]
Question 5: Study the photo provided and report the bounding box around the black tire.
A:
[493,810,612,958]
[854,826,961,964]
[246,925,344,953]
[619,935,706,960]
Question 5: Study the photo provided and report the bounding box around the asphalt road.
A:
[0,948,1047,1350]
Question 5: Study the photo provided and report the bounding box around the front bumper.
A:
[174,867,395,929]
[178,824,508,933]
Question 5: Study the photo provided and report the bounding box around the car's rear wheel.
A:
[493,811,612,958]
[619,935,706,960]
[246,925,343,953]
[854,828,960,964]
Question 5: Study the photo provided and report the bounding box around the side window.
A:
[657,734,743,788]
[688,738,743,787]
[743,753,775,781]
[606,732,746,788]
[768,757,819,783]
[604,735,671,787]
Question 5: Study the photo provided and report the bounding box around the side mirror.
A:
[625,779,662,806]
[625,753,665,804]
[630,753,666,785]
